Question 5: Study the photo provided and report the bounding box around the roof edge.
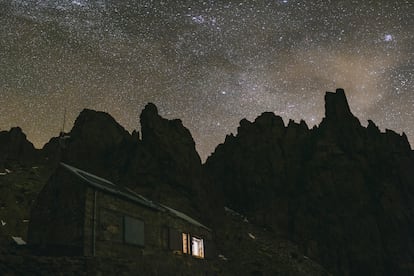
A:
[59,162,211,231]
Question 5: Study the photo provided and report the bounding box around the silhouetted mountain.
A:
[41,105,217,223]
[1,88,413,275]
[205,88,414,275]
[42,108,135,176]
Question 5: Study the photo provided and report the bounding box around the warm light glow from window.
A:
[191,237,204,258]
[182,233,190,254]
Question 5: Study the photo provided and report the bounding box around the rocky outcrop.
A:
[52,109,137,180]
[0,127,40,169]
[205,88,414,276]
[40,105,218,222]
[124,103,220,220]
[134,103,203,190]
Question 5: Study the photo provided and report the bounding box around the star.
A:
[191,15,205,24]
[384,34,393,42]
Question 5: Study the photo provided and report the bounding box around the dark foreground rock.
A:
[0,203,330,276]
[0,253,215,276]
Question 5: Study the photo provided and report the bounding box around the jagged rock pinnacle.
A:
[324,88,353,120]
[141,103,159,117]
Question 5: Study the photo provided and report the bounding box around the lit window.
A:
[191,237,204,258]
[182,233,190,254]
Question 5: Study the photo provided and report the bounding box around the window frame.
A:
[190,235,205,259]
[123,215,145,247]
[182,233,190,254]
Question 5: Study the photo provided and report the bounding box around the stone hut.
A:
[28,163,214,259]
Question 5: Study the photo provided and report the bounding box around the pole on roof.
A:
[61,108,67,134]
[59,108,70,148]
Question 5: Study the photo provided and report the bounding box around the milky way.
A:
[0,0,413,160]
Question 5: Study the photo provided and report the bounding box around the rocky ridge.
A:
[0,103,327,275]
[0,88,412,275]
[205,88,414,275]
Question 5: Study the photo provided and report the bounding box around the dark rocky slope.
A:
[0,104,329,275]
[205,88,414,275]
[1,88,412,275]
[0,127,41,170]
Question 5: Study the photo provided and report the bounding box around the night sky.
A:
[1,0,413,160]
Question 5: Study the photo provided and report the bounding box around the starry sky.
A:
[0,0,413,160]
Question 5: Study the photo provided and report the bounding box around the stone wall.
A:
[83,186,213,258]
[28,168,86,255]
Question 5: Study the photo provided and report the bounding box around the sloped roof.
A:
[60,162,210,231]
[61,162,162,211]
[161,204,211,231]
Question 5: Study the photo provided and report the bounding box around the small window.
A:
[182,233,190,254]
[124,216,145,246]
[191,236,204,258]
